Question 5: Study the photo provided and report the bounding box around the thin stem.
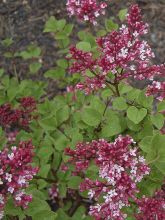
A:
[106,83,117,96]
[114,83,120,96]
[68,200,81,217]
[94,98,111,133]
[103,98,111,116]
[13,64,20,83]
[90,69,118,96]
[57,127,72,141]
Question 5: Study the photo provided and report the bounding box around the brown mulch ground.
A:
[0,0,164,79]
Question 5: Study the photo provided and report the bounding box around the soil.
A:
[0,0,164,79]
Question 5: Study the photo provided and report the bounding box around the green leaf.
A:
[33,211,57,220]
[73,206,87,220]
[137,91,153,109]
[27,189,47,200]
[157,100,165,112]
[127,88,141,101]
[85,69,94,77]
[139,136,153,153]
[105,19,119,32]
[53,151,62,169]
[126,118,141,131]
[28,45,41,57]
[78,32,96,47]
[86,164,99,179]
[38,139,54,164]
[5,198,25,218]
[90,96,105,114]
[39,116,57,131]
[7,86,18,101]
[55,32,68,40]
[118,83,133,95]
[44,67,65,79]
[20,45,41,59]
[63,24,73,36]
[146,134,165,173]
[44,16,58,32]
[2,38,13,47]
[138,117,153,139]
[4,51,13,58]
[56,105,70,125]
[66,128,83,145]
[151,113,164,129]
[0,68,4,77]
[139,178,161,196]
[25,197,50,216]
[67,176,82,189]
[37,179,48,190]
[59,183,67,198]
[53,131,69,151]
[29,62,42,74]
[2,75,10,88]
[101,88,113,99]
[38,164,50,178]
[118,9,128,21]
[127,106,147,124]
[113,97,128,111]
[148,166,164,184]
[59,38,70,48]
[56,209,70,220]
[78,31,87,41]
[57,19,66,31]
[81,107,102,126]
[101,114,121,137]
[151,134,165,162]
[154,162,165,175]
[57,59,68,68]
[96,29,106,37]
[76,42,91,52]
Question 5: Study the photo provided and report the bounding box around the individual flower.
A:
[66,0,107,25]
[0,140,38,216]
[65,135,150,220]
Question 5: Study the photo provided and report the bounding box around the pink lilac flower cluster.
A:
[68,46,106,94]
[0,96,37,142]
[48,184,59,203]
[0,96,36,129]
[135,190,165,220]
[68,4,165,100]
[146,81,165,101]
[66,0,107,25]
[0,140,38,219]
[65,135,150,220]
